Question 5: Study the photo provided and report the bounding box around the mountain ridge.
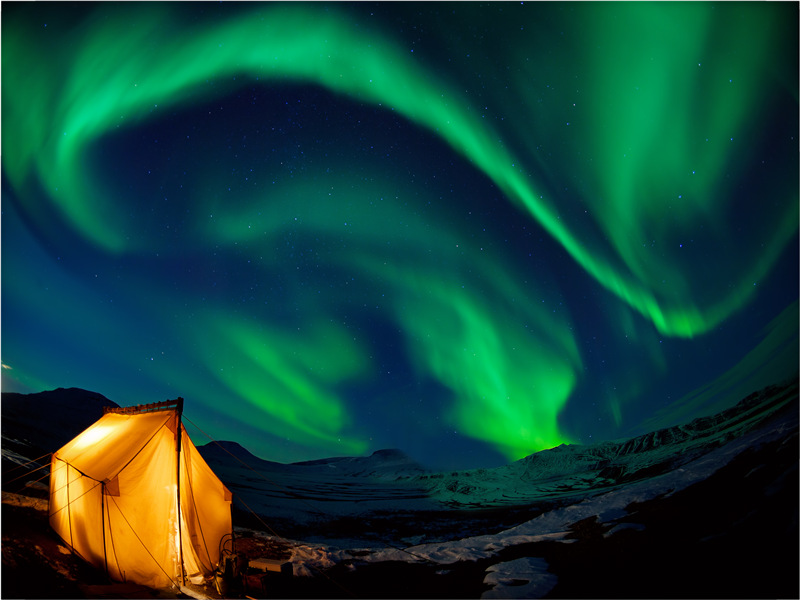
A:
[2,379,795,475]
[400,379,798,507]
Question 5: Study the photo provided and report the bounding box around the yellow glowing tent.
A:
[49,398,232,589]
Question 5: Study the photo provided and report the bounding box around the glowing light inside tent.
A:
[171,484,181,580]
[71,424,114,451]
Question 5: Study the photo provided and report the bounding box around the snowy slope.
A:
[292,448,429,479]
[414,380,799,507]
[199,443,440,533]
[200,380,796,521]
[191,378,798,564]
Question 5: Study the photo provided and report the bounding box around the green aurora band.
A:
[2,3,797,462]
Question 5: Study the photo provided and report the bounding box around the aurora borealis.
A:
[2,2,798,469]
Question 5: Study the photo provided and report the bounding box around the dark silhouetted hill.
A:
[2,387,118,457]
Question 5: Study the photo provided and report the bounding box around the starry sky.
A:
[2,1,798,470]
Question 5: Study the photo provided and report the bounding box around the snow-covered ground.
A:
[482,557,557,599]
[197,380,798,597]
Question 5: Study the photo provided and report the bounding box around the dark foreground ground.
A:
[3,420,797,600]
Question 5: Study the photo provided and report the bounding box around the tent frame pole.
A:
[175,397,186,587]
[101,483,109,579]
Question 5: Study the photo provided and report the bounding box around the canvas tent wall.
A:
[49,398,232,589]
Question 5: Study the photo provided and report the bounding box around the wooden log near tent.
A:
[48,398,233,590]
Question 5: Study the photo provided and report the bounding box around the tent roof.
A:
[54,410,177,482]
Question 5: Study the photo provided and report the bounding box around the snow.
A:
[603,522,646,537]
[1,444,38,467]
[481,557,558,599]
[364,531,571,566]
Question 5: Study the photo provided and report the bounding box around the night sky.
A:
[2,1,798,470]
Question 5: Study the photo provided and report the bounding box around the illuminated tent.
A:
[49,398,232,589]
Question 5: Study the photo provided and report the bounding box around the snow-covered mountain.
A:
[189,378,798,555]
[197,377,796,598]
[196,440,292,472]
[199,441,427,479]
[198,441,441,541]
[415,380,798,508]
[293,448,429,479]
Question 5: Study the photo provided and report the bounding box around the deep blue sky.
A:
[2,2,797,469]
